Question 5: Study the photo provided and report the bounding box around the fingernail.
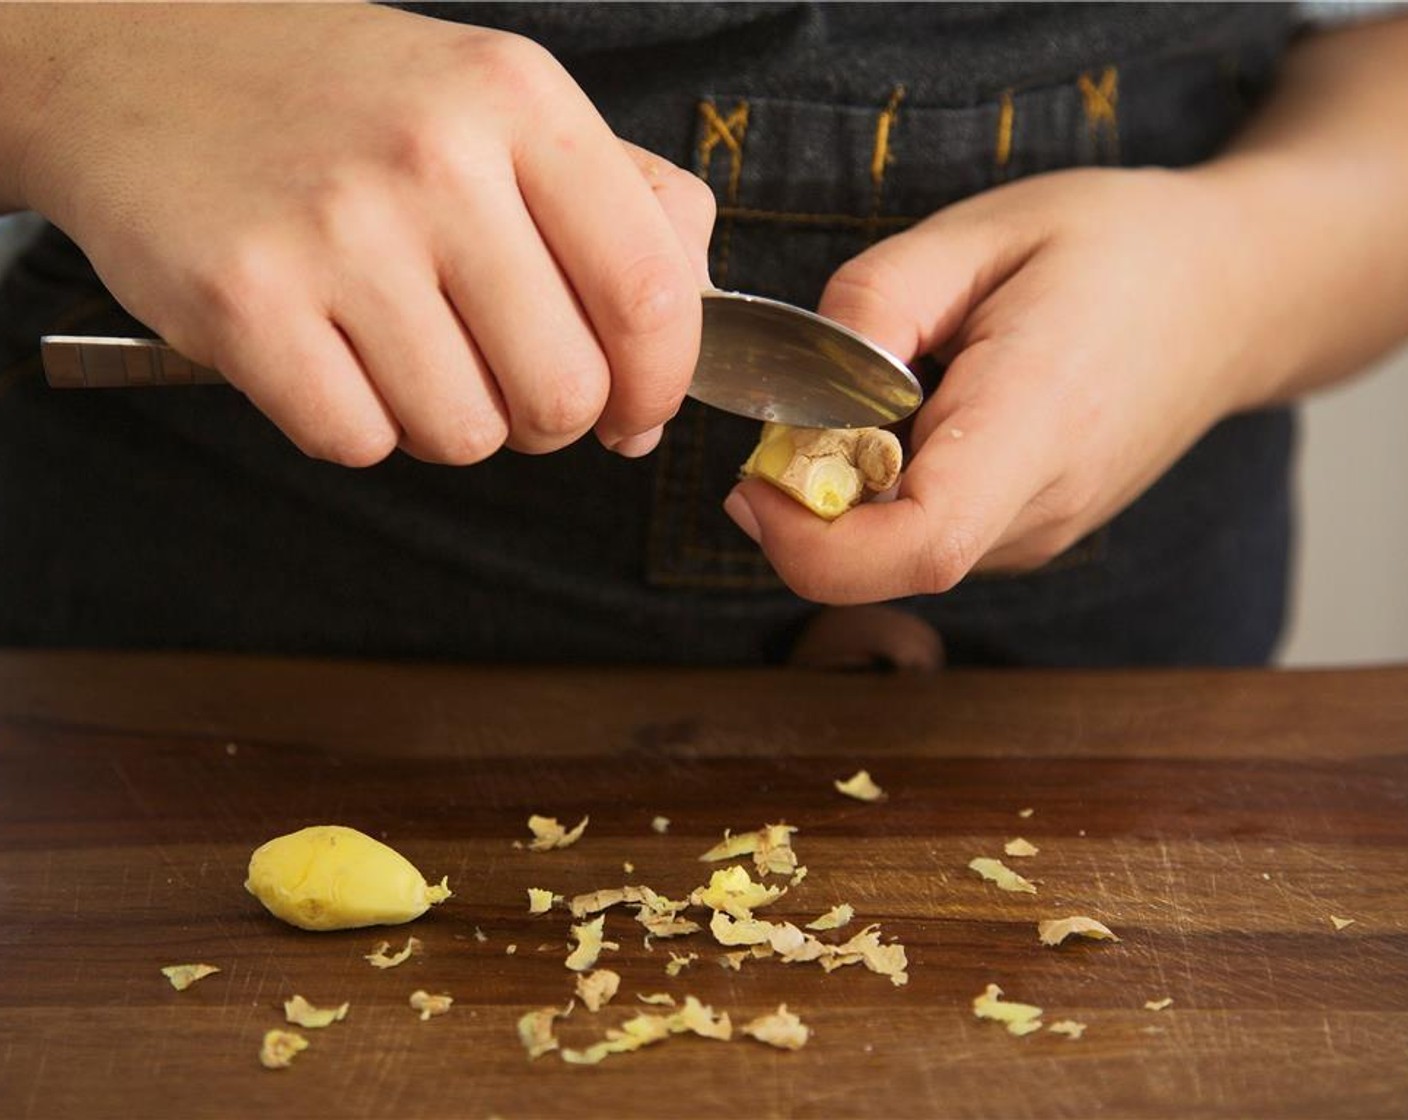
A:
[611,425,664,458]
[724,489,761,543]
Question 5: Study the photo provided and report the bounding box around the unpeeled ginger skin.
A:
[741,423,903,520]
[246,825,451,931]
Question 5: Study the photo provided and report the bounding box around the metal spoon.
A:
[40,289,922,429]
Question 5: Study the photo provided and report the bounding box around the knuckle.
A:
[306,177,384,257]
[515,366,609,446]
[919,519,985,593]
[310,423,398,468]
[676,169,718,226]
[468,31,565,107]
[383,115,466,192]
[420,414,508,466]
[197,240,282,334]
[612,390,683,437]
[605,252,694,340]
[825,252,906,316]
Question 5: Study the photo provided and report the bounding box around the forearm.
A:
[1196,16,1408,408]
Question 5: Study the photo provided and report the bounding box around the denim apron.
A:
[0,3,1295,665]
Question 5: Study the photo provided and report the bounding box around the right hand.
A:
[15,4,713,464]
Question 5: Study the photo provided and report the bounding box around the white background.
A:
[1281,341,1408,666]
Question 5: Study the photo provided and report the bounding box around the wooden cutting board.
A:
[1,653,1405,1119]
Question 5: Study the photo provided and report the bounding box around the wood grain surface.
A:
[1,652,1405,1119]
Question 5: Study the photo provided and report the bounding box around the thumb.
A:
[816,197,1042,362]
[724,335,1060,604]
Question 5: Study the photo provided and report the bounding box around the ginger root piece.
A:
[834,770,885,802]
[690,865,786,920]
[1049,1020,1087,1040]
[567,884,697,937]
[651,816,671,834]
[968,857,1037,895]
[365,936,421,969]
[517,1001,574,1059]
[409,990,453,1021]
[525,814,589,852]
[636,992,676,1007]
[742,1004,811,1050]
[245,825,450,932]
[560,996,731,1066]
[674,995,733,1041]
[561,1011,674,1066]
[826,924,910,986]
[1144,997,1174,1011]
[1004,838,1039,858]
[565,915,620,972]
[805,904,855,932]
[284,994,349,1028]
[709,910,776,947]
[699,823,799,877]
[638,911,702,939]
[526,888,559,915]
[1038,916,1120,947]
[741,423,902,520]
[972,984,1043,1036]
[575,969,621,1013]
[259,1029,309,1070]
[161,963,220,991]
[1330,915,1356,931]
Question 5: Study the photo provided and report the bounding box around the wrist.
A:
[1181,156,1319,414]
[1194,144,1408,411]
[1186,19,1408,409]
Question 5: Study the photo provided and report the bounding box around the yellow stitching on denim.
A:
[995,90,1015,175]
[698,100,745,166]
[1077,67,1120,163]
[726,104,749,200]
[870,85,906,188]
[1077,68,1118,127]
[867,85,906,244]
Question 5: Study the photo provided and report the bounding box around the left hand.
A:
[723,166,1269,604]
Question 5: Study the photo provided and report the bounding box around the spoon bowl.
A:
[691,290,922,428]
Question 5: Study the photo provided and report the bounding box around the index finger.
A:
[515,94,703,448]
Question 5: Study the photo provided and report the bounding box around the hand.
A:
[724,166,1270,603]
[15,4,713,464]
